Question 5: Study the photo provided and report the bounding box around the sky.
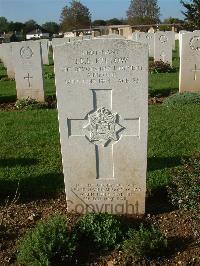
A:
[0,0,184,24]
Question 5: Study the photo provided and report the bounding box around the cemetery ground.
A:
[0,43,200,265]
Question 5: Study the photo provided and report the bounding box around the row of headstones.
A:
[0,39,50,102]
[132,31,175,66]
[0,34,199,214]
[0,31,199,103]
[133,31,200,93]
[0,35,123,102]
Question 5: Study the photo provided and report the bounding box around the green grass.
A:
[149,40,179,97]
[0,109,63,198]
[0,41,199,199]
[0,104,199,198]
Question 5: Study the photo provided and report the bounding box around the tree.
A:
[163,17,184,24]
[180,0,200,29]
[23,20,39,34]
[42,22,60,36]
[0,17,9,33]
[127,0,160,25]
[92,20,107,27]
[60,0,91,32]
[8,21,24,32]
[106,18,124,25]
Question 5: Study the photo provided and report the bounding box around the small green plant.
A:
[15,98,48,110]
[17,215,76,266]
[163,92,200,106]
[44,72,55,79]
[150,60,176,74]
[168,154,200,213]
[123,224,168,259]
[73,213,125,251]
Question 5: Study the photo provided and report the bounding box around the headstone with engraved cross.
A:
[179,32,200,92]
[54,39,148,215]
[154,31,173,65]
[12,41,44,101]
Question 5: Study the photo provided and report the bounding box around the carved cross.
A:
[24,73,33,88]
[68,89,140,180]
[192,64,200,81]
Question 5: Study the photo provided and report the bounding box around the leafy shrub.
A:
[73,213,125,251]
[15,98,48,110]
[149,60,176,74]
[163,92,200,106]
[44,72,55,79]
[0,76,11,81]
[168,154,200,213]
[123,224,168,259]
[17,215,76,266]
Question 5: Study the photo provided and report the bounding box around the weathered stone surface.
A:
[39,39,49,65]
[154,31,173,65]
[97,34,125,39]
[12,41,44,101]
[1,43,15,79]
[136,32,154,57]
[179,33,200,92]
[54,39,148,215]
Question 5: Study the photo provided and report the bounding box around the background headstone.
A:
[12,41,44,101]
[136,32,154,57]
[179,32,200,92]
[54,39,148,215]
[2,43,15,79]
[39,39,49,65]
[154,31,173,65]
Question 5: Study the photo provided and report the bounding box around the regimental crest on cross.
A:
[84,107,124,146]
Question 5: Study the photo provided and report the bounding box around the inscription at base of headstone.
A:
[54,39,148,215]
[12,41,44,101]
[179,33,200,92]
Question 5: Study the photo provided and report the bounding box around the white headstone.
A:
[54,39,148,215]
[179,33,200,92]
[136,32,154,57]
[1,43,15,79]
[12,41,44,101]
[154,31,173,65]
[39,39,49,65]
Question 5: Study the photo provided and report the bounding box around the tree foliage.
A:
[92,20,107,27]
[127,0,160,25]
[181,0,200,29]
[0,17,9,33]
[8,21,24,32]
[42,21,59,35]
[163,17,185,24]
[60,0,91,31]
[23,20,39,34]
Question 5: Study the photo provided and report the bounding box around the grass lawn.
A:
[0,41,199,199]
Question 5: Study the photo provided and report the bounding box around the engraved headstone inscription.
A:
[179,33,200,92]
[54,39,148,215]
[12,41,44,101]
[154,31,173,65]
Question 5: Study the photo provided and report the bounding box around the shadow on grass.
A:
[0,158,38,167]
[149,88,178,98]
[0,172,64,203]
[146,187,176,215]
[0,95,16,103]
[148,156,184,171]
